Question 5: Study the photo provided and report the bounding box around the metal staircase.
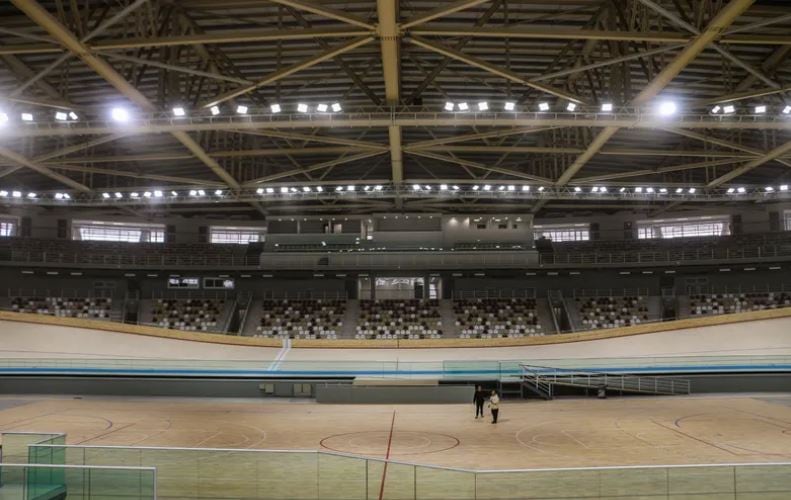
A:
[521,364,691,400]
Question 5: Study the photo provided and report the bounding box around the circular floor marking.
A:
[320,430,460,456]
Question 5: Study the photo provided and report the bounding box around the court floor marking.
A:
[378,410,396,500]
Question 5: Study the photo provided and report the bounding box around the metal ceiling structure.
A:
[0,0,790,218]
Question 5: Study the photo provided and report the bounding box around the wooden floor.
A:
[1,394,791,470]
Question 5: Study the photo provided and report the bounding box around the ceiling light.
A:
[256,188,264,194]
[711,105,721,114]
[235,105,248,115]
[659,188,668,194]
[280,187,289,194]
[302,186,312,192]
[12,191,21,198]
[375,185,383,191]
[412,184,421,191]
[521,185,530,192]
[55,111,68,121]
[635,187,643,193]
[507,185,515,191]
[675,188,683,194]
[538,102,550,111]
[21,113,33,122]
[727,187,735,194]
[646,187,655,193]
[266,187,274,194]
[444,102,454,111]
[754,105,767,114]
[316,186,323,192]
[130,192,139,198]
[452,185,460,191]
[574,187,582,192]
[780,185,789,192]
[189,190,198,197]
[102,192,110,199]
[55,193,64,200]
[619,187,626,193]
[477,101,489,111]
[723,104,735,114]
[783,105,791,115]
[0,190,7,197]
[440,184,448,190]
[170,191,178,197]
[270,103,281,113]
[483,184,492,191]
[210,106,221,116]
[737,187,746,193]
[111,107,130,122]
[458,102,469,111]
[498,185,505,191]
[154,190,163,198]
[688,188,696,194]
[297,103,309,113]
[172,106,186,117]
[601,103,613,112]
[538,186,545,192]
[0,112,8,124]
[472,185,480,190]
[331,103,342,112]
[657,101,677,116]
[591,186,599,193]
[317,104,328,112]
[335,186,344,192]
[424,185,431,191]
[114,192,123,199]
[27,192,37,199]
[504,101,515,111]
[765,186,774,192]
[68,111,78,120]
[346,185,355,191]
[566,103,577,112]
[214,189,223,196]
[197,189,205,196]
[143,191,152,198]
[599,186,607,193]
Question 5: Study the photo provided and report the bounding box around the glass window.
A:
[636,216,729,239]
[0,217,17,237]
[534,223,590,242]
[72,220,165,243]
[784,211,791,231]
[209,226,265,244]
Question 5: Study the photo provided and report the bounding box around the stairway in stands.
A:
[439,299,459,337]
[341,299,360,338]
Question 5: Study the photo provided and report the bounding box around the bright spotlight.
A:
[335,186,344,192]
[68,111,78,121]
[646,187,655,193]
[566,103,577,112]
[0,112,8,125]
[711,105,721,114]
[189,190,198,197]
[522,185,530,192]
[781,185,789,192]
[266,188,274,194]
[657,101,677,116]
[737,187,746,194]
[452,185,460,191]
[111,107,130,122]
[497,185,505,191]
[114,192,123,199]
[27,192,37,199]
[635,187,643,193]
[210,106,221,116]
[483,184,492,191]
[412,184,421,191]
[675,188,683,194]
[270,104,281,113]
[765,186,774,192]
[12,191,22,198]
[197,189,206,196]
[143,191,152,198]
[317,104,328,112]
[256,188,264,195]
[619,187,626,193]
[346,185,355,192]
[172,106,186,117]
[458,102,469,111]
[280,187,289,194]
[723,104,735,114]
[472,185,480,191]
[170,191,178,197]
[659,188,668,194]
[573,187,582,193]
[316,186,323,192]
[727,187,735,194]
[537,186,545,192]
[375,185,383,191]
[21,113,33,122]
[444,102,455,111]
[538,102,550,112]
[0,190,7,197]
[331,103,342,112]
[102,192,110,199]
[601,103,613,112]
[600,186,608,193]
[214,189,223,196]
[55,193,64,200]
[477,101,489,111]
[302,186,312,192]
[55,111,68,121]
[754,105,767,114]
[504,101,515,111]
[154,190,163,198]
[440,184,448,191]
[235,105,248,115]
[297,103,309,113]
[783,105,791,115]
[507,185,515,191]
[130,192,139,198]
[688,188,696,194]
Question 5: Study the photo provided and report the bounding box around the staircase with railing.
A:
[521,364,691,400]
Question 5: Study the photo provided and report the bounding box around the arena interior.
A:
[1,0,791,498]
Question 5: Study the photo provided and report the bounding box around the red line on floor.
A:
[378,410,397,500]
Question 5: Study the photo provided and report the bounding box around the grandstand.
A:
[1,0,791,498]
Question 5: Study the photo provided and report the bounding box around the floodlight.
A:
[472,185,480,190]
[412,184,421,191]
[737,187,746,193]
[256,188,264,194]
[331,103,342,112]
[711,105,721,114]
[102,192,110,199]
[189,190,198,197]
[27,192,36,199]
[444,102,454,111]
[197,189,206,196]
[619,187,626,193]
[110,107,130,122]
[574,187,582,192]
[483,184,492,191]
[498,185,505,191]
[55,111,68,121]
[68,111,78,120]
[635,187,644,193]
[270,104,281,113]
[765,186,774,192]
[210,106,221,116]
[566,103,577,112]
[755,105,767,114]
[538,186,545,192]
[143,191,152,198]
[477,101,489,111]
[12,191,21,198]
[659,188,668,194]
[130,192,139,198]
[114,192,123,199]
[266,188,274,194]
[504,101,515,111]
[688,188,696,194]
[676,188,683,194]
[723,104,735,114]
[55,193,64,200]
[172,107,186,117]
[522,185,530,192]
[781,185,789,192]
[21,113,33,122]
[302,186,312,192]
[335,186,344,192]
[346,185,355,191]
[170,191,178,197]
[727,188,735,194]
[297,103,309,113]
[281,187,289,194]
[214,189,223,196]
[646,187,655,193]
[591,186,599,193]
[599,187,608,193]
[452,185,460,191]
[783,105,791,115]
[458,102,469,111]
[375,185,383,191]
[0,112,8,124]
[235,105,248,115]
[657,101,677,116]
[538,102,550,111]
[317,104,328,112]
[316,186,323,192]
[154,190,163,198]
[440,184,448,191]
[601,103,613,112]
[507,185,515,191]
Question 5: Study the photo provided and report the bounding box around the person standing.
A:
[473,385,486,419]
[488,390,500,424]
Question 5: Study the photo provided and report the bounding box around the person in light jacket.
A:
[488,390,500,424]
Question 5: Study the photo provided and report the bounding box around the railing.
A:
[521,365,691,395]
[0,355,788,379]
[541,243,791,266]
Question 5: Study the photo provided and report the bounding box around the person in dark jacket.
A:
[473,385,486,419]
